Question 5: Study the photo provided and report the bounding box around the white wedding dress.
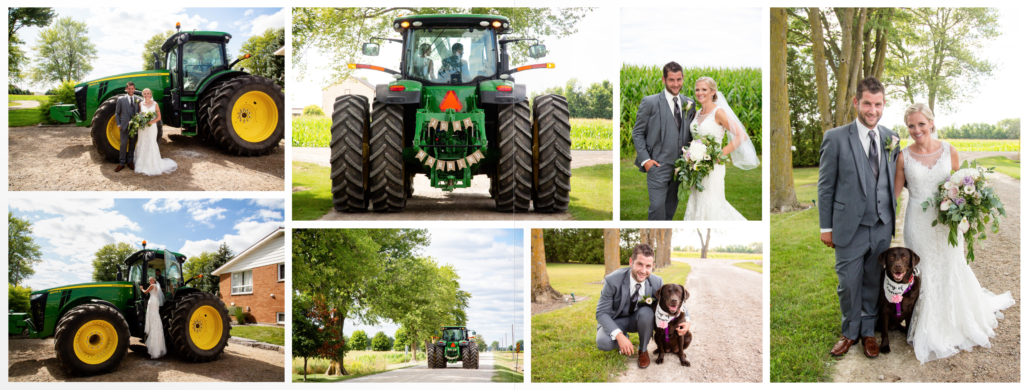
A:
[682,107,746,221]
[145,283,167,359]
[903,141,1014,363]
[135,102,177,176]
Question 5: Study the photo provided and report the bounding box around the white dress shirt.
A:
[821,118,882,234]
[641,89,688,167]
[609,273,645,339]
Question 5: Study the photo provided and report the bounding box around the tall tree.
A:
[141,30,175,70]
[371,331,392,351]
[292,293,324,381]
[8,8,56,83]
[475,334,487,351]
[182,251,217,293]
[238,27,286,88]
[770,8,800,212]
[30,16,97,85]
[350,330,368,351]
[530,229,562,303]
[207,242,234,297]
[91,242,137,282]
[603,229,619,276]
[8,212,43,286]
[655,229,673,268]
[696,229,712,259]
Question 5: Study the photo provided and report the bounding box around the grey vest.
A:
[860,150,893,226]
[663,111,680,162]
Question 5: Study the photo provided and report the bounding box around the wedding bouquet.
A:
[127,111,157,138]
[922,160,1005,264]
[674,124,726,194]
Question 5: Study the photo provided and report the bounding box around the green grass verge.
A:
[620,158,762,220]
[291,370,394,383]
[230,325,285,346]
[9,102,20,106]
[491,352,525,382]
[531,262,691,382]
[733,262,763,273]
[8,94,50,102]
[671,251,763,260]
[8,107,44,127]
[291,161,612,220]
[973,156,1020,180]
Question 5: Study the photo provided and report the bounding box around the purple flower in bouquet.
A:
[955,198,966,206]
[963,176,974,186]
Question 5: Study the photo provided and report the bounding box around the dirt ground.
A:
[617,258,763,383]
[8,125,284,191]
[342,352,496,383]
[831,151,1020,382]
[8,337,284,382]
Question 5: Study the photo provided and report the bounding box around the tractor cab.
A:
[121,242,187,300]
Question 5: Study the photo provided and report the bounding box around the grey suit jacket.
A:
[818,121,900,247]
[632,92,697,172]
[595,267,663,337]
[115,94,140,131]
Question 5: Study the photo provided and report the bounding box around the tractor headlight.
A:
[30,293,44,300]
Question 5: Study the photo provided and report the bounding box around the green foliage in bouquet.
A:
[922,159,1006,263]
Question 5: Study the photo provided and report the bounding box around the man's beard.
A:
[631,269,646,282]
[858,111,879,128]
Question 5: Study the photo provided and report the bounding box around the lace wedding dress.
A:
[145,283,167,359]
[903,141,1014,363]
[682,107,746,221]
[135,102,177,176]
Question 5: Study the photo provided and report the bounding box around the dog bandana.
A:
[883,270,917,316]
[655,305,680,343]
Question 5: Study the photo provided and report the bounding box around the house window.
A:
[231,270,253,294]
[277,312,285,324]
[278,263,285,282]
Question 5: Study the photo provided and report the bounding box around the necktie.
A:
[631,283,641,304]
[673,97,682,129]
[868,130,879,179]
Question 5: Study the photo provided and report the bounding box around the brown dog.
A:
[876,247,921,354]
[652,283,693,366]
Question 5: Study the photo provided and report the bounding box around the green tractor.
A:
[426,326,478,369]
[332,14,571,213]
[7,241,231,376]
[49,22,284,162]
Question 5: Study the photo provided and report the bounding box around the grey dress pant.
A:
[596,306,654,352]
[647,164,681,220]
[835,221,891,340]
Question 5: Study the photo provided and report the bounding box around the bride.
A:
[135,89,177,176]
[682,77,759,221]
[142,276,167,359]
[894,103,1014,363]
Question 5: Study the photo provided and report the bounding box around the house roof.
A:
[212,227,285,275]
[352,77,374,89]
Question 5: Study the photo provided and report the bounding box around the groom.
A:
[114,81,141,172]
[632,62,697,220]
[818,77,900,358]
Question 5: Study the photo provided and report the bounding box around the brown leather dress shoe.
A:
[862,336,880,358]
[115,165,125,172]
[638,351,650,369]
[127,162,135,171]
[830,336,858,356]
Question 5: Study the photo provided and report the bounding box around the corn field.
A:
[620,65,762,156]
[292,115,332,147]
[899,139,1019,152]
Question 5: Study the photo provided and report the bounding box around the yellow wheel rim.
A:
[189,305,223,350]
[73,319,118,365]
[231,90,278,143]
[105,116,121,151]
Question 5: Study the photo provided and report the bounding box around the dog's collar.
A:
[883,270,917,316]
[655,304,678,329]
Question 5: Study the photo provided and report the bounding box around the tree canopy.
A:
[371,330,392,351]
[238,27,286,88]
[530,79,612,119]
[350,330,368,351]
[8,212,43,286]
[30,16,97,86]
[9,7,56,83]
[141,30,175,71]
[91,242,137,282]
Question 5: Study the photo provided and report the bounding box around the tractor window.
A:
[444,329,464,340]
[129,264,142,284]
[167,49,179,88]
[182,41,226,92]
[406,28,496,84]
[165,252,181,296]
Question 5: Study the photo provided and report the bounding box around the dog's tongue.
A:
[669,305,678,312]
[893,272,905,282]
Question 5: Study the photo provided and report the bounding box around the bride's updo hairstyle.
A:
[695,76,718,102]
[904,103,936,133]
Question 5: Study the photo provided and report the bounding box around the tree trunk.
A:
[809,7,835,132]
[640,228,651,246]
[531,229,562,303]
[339,316,350,375]
[697,229,711,259]
[770,7,800,212]
[604,229,620,276]
[654,229,666,270]
[660,229,673,268]
[303,357,308,381]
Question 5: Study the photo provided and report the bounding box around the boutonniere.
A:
[684,100,693,112]
[641,294,654,307]
[884,135,899,162]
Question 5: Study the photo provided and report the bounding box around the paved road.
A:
[344,352,496,383]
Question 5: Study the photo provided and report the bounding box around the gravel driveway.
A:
[343,352,496,382]
[617,258,763,383]
[8,337,284,382]
[9,125,284,191]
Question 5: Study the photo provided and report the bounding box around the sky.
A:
[344,228,525,349]
[8,198,285,291]
[670,227,763,250]
[879,7,1021,130]
[14,7,286,92]
[290,7,614,108]
[620,7,762,69]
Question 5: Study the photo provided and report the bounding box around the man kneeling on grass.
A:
[595,244,691,368]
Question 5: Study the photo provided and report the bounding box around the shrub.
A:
[38,80,78,124]
[233,306,247,325]
[9,284,33,319]
[303,104,325,116]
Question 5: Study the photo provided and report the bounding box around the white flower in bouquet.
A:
[703,154,711,161]
[943,181,955,190]
[946,187,958,198]
[940,199,951,211]
[688,142,708,161]
[964,185,976,195]
[958,217,970,233]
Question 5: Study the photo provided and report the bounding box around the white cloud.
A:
[179,220,282,258]
[143,198,182,212]
[244,9,254,16]
[9,198,116,217]
[249,198,284,209]
[207,21,218,30]
[243,8,285,36]
[191,206,227,226]
[257,209,283,221]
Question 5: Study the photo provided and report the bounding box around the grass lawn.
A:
[733,262,762,273]
[230,325,284,345]
[291,161,612,220]
[9,101,19,106]
[973,156,1020,180]
[620,158,761,220]
[8,94,50,102]
[291,371,385,383]
[531,262,691,382]
[8,108,44,127]
[491,352,525,382]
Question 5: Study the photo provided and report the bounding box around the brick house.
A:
[213,228,285,325]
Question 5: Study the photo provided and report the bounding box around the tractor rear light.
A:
[439,90,463,112]
[496,85,512,92]
[479,21,488,27]
[492,21,502,28]
[390,85,406,91]
[401,21,410,28]
[413,21,422,27]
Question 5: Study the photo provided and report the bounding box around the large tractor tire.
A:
[167,292,232,362]
[206,75,284,156]
[90,95,163,163]
[426,343,437,368]
[330,95,370,212]
[53,303,130,376]
[462,342,479,369]
[532,94,572,213]
[495,101,533,213]
[369,103,407,212]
